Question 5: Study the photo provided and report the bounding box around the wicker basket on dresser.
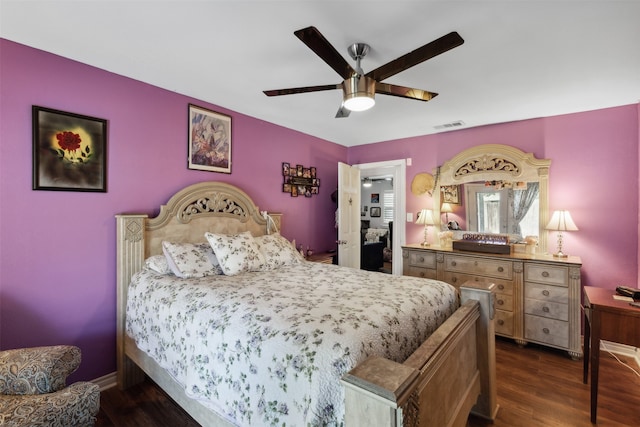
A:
[403,244,583,359]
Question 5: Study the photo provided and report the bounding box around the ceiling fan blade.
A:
[294,26,356,80]
[263,84,341,97]
[335,104,351,118]
[375,82,438,102]
[366,31,464,82]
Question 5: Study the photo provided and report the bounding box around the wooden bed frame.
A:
[116,181,498,426]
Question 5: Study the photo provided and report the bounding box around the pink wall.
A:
[350,104,640,292]
[2,39,639,383]
[0,40,345,381]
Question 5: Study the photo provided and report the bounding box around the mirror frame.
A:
[433,144,551,253]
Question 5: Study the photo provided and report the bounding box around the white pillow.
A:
[161,241,223,278]
[205,231,266,276]
[254,233,304,270]
[145,255,173,275]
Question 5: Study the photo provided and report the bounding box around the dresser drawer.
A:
[524,314,569,348]
[525,264,568,287]
[525,282,568,304]
[495,309,514,337]
[525,298,568,321]
[408,251,437,269]
[495,294,514,312]
[442,271,514,295]
[445,255,512,280]
[405,266,437,280]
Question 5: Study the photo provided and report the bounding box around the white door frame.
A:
[354,159,406,275]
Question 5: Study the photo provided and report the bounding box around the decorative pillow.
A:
[205,231,266,276]
[254,233,304,270]
[145,255,173,275]
[161,241,223,278]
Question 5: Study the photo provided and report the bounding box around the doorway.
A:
[354,160,406,275]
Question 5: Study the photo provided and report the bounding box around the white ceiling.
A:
[2,1,639,147]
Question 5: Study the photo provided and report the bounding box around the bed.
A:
[116,181,498,426]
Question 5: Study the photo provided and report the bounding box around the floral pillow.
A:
[254,233,303,270]
[144,255,173,275]
[205,231,266,276]
[161,241,223,278]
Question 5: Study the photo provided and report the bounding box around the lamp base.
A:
[421,241,430,247]
[553,251,568,258]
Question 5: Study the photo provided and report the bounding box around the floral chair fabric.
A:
[0,345,100,427]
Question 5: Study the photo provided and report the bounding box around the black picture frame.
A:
[32,106,107,192]
[370,207,381,217]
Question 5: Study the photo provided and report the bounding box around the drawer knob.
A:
[497,299,504,305]
[543,306,550,313]
[497,319,504,326]
[498,284,505,290]
[542,271,550,278]
[419,256,425,262]
[451,261,457,266]
[542,290,550,297]
[543,327,550,334]
[497,266,504,272]
[420,272,425,277]
[474,261,478,266]
[452,277,457,283]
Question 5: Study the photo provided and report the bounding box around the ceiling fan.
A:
[264,26,464,118]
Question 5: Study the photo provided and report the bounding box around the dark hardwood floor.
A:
[97,338,640,426]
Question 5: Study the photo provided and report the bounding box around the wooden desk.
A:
[582,286,640,423]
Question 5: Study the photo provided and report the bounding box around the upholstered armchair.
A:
[0,345,100,427]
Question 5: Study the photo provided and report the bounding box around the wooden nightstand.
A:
[306,252,335,264]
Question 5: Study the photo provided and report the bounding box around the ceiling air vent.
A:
[434,120,465,130]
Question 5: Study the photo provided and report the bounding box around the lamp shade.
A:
[415,209,435,225]
[440,203,453,214]
[545,210,578,231]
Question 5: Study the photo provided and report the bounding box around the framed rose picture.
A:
[188,104,232,173]
[32,106,107,192]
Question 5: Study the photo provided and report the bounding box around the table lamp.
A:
[416,209,435,246]
[441,203,453,224]
[545,210,578,257]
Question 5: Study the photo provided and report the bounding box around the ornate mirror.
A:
[433,144,551,253]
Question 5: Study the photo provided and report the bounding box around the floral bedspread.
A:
[126,261,458,426]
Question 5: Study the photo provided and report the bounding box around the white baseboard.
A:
[92,371,117,391]
[600,340,640,368]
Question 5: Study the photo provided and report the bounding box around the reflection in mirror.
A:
[466,182,539,237]
[433,144,551,253]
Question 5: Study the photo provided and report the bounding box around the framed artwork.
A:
[441,185,461,204]
[370,207,381,217]
[188,104,232,173]
[282,162,319,198]
[32,106,107,192]
[371,193,380,203]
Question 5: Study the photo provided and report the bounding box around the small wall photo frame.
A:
[188,104,232,173]
[32,106,107,192]
[282,162,319,197]
[441,185,461,204]
[370,207,381,217]
[371,193,380,203]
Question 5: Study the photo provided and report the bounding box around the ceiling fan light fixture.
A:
[342,75,376,112]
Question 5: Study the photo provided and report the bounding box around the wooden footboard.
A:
[341,282,498,426]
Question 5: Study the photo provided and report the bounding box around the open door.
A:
[337,162,361,268]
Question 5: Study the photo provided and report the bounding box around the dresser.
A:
[403,244,583,358]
